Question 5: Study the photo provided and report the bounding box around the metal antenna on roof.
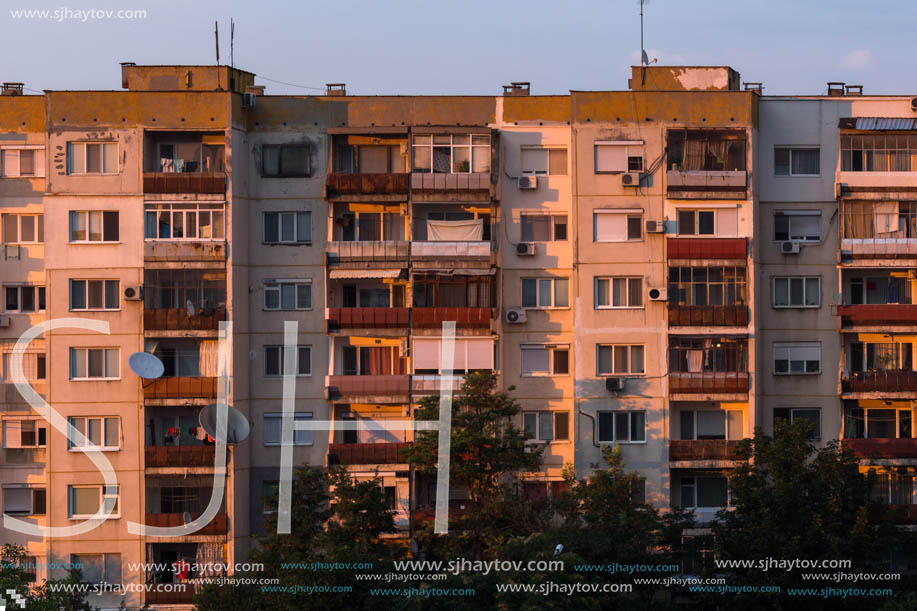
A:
[214,21,220,65]
[640,0,648,85]
[230,19,235,69]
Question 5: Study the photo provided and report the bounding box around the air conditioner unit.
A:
[648,287,668,301]
[645,220,664,233]
[516,242,536,256]
[0,315,10,328]
[605,377,625,392]
[518,175,538,190]
[123,286,143,301]
[4,245,20,260]
[504,309,527,324]
[781,241,801,254]
[242,93,257,108]
[621,172,641,187]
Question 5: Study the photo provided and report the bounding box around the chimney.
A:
[827,82,846,96]
[1,83,24,96]
[245,85,266,96]
[502,82,530,96]
[845,84,863,96]
[119,62,135,89]
[743,82,763,94]
[325,83,346,96]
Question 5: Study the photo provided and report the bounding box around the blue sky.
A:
[3,0,915,96]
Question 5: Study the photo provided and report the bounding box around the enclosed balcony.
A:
[840,201,917,259]
[666,129,747,199]
[325,375,411,403]
[667,265,748,327]
[145,476,227,535]
[327,205,409,269]
[669,440,741,461]
[412,273,495,330]
[844,438,917,459]
[844,405,915,456]
[843,342,917,395]
[325,279,409,334]
[667,238,747,261]
[669,338,749,397]
[142,340,220,403]
[410,132,496,200]
[326,132,409,201]
[145,445,219,468]
[143,269,226,333]
[327,442,411,466]
[143,202,226,261]
[837,272,916,329]
[411,206,494,270]
[327,340,410,403]
[143,131,226,194]
[146,542,223,604]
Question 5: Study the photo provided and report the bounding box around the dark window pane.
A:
[102,212,119,241]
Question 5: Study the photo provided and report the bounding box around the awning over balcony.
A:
[329,269,402,279]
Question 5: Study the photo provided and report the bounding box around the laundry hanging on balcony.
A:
[426,218,483,241]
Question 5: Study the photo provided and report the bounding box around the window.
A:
[264,345,312,376]
[69,348,119,380]
[521,278,569,308]
[596,345,645,375]
[1,214,43,243]
[867,472,915,506]
[4,286,45,313]
[774,211,821,242]
[144,203,225,240]
[775,147,820,176]
[597,411,646,443]
[594,141,643,173]
[68,485,119,519]
[263,211,311,244]
[841,135,917,172]
[520,345,570,376]
[668,267,747,306]
[263,412,314,446]
[69,211,119,242]
[520,148,567,176]
[774,408,821,440]
[67,417,120,450]
[667,130,746,171]
[773,277,820,308]
[262,480,279,514]
[383,486,397,510]
[262,144,310,177]
[2,486,45,515]
[593,211,642,242]
[264,282,312,311]
[520,214,567,241]
[69,280,119,311]
[67,142,117,175]
[157,142,224,173]
[411,134,491,174]
[2,420,47,448]
[0,354,45,384]
[774,342,821,375]
[523,412,570,442]
[595,277,643,308]
[848,342,912,373]
[846,408,913,440]
[680,477,728,508]
[678,210,715,235]
[1,148,44,177]
[70,553,121,585]
[680,410,743,440]
[670,337,747,373]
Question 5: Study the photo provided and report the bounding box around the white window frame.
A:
[263,211,312,244]
[774,210,821,243]
[593,210,643,242]
[520,344,570,377]
[597,410,647,444]
[68,210,119,243]
[773,342,821,375]
[522,411,570,443]
[69,279,120,311]
[264,345,312,377]
[67,416,121,451]
[144,203,226,241]
[69,348,120,381]
[2,485,46,515]
[1,146,44,178]
[519,214,568,242]
[411,134,491,174]
[772,276,820,308]
[774,147,820,177]
[520,147,568,176]
[1,213,44,244]
[680,409,744,441]
[66,142,118,175]
[3,285,45,313]
[264,281,313,311]
[521,277,570,309]
[596,344,646,376]
[595,276,644,309]
[68,485,120,519]
[594,140,643,174]
[2,419,47,449]
[69,553,121,585]
[263,412,314,446]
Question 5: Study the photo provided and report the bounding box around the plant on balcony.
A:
[0,544,92,610]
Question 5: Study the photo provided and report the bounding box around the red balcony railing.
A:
[669,372,749,394]
[145,445,219,468]
[326,307,409,331]
[669,440,741,461]
[842,370,917,393]
[143,377,218,400]
[325,375,411,400]
[143,172,226,194]
[836,304,917,326]
[326,173,409,197]
[843,438,917,459]
[144,307,226,331]
[146,589,196,605]
[667,304,749,327]
[412,307,493,328]
[667,238,747,260]
[144,512,228,535]
[327,442,411,465]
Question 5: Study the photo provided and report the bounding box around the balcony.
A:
[327,442,411,466]
[668,305,749,327]
[325,173,409,200]
[144,377,218,401]
[325,375,411,403]
[326,307,409,333]
[410,241,492,260]
[843,438,917,459]
[666,170,747,199]
[412,374,466,396]
[144,307,226,332]
[143,172,226,194]
[669,440,741,461]
[326,241,409,266]
[412,307,493,329]
[411,172,492,198]
[146,589,196,605]
[668,238,746,260]
[144,240,225,262]
[842,370,917,394]
[836,304,917,327]
[144,512,228,536]
[145,445,220,468]
[669,372,749,396]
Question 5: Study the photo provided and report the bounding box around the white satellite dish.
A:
[186,299,195,317]
[128,351,165,379]
[199,403,250,444]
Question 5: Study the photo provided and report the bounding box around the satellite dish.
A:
[182,511,193,525]
[128,351,165,379]
[199,403,250,444]
[186,299,195,317]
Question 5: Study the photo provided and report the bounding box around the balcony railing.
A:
[842,370,917,393]
[412,374,465,395]
[327,442,411,465]
[326,307,409,331]
[325,375,411,401]
[143,377,218,400]
[410,241,492,259]
[412,307,493,328]
[668,304,749,327]
[146,589,197,605]
[411,172,491,193]
[843,438,917,459]
[667,238,747,260]
[836,304,917,326]
[144,512,228,535]
[669,440,741,461]
[326,241,409,264]
[143,241,225,262]
[326,173,409,198]
[413,500,472,528]
[145,445,219,468]
[666,170,747,198]
[144,307,226,331]
[143,172,226,194]
[669,372,749,394]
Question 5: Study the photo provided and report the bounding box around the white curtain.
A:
[195,543,224,577]
[426,219,483,241]
[687,350,704,373]
[199,341,220,377]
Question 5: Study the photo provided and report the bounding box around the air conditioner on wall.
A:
[519,175,538,189]
[781,241,801,254]
[621,172,641,187]
[124,286,144,301]
[648,287,668,301]
[505,309,527,324]
[645,220,664,233]
[516,242,536,256]
[0,315,10,328]
[605,377,625,391]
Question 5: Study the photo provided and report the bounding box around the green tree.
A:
[0,544,92,611]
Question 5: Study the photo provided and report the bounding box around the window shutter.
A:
[2,150,20,177]
[595,145,626,172]
[594,213,626,241]
[412,338,441,372]
[4,420,22,448]
[465,338,494,370]
[717,208,738,237]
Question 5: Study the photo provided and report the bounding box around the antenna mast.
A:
[214,21,220,64]
[230,19,235,69]
[640,0,645,67]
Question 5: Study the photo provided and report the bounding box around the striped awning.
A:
[839,117,917,131]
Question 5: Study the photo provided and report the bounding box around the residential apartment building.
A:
[1,64,915,608]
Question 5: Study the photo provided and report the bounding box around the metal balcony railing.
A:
[326,173,409,197]
[669,372,749,394]
[411,307,492,328]
[143,377,218,400]
[669,440,741,461]
[144,307,226,331]
[145,445,220,468]
[667,304,749,327]
[842,370,917,393]
[843,438,917,459]
[143,172,226,194]
[327,442,411,465]
[667,238,747,260]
